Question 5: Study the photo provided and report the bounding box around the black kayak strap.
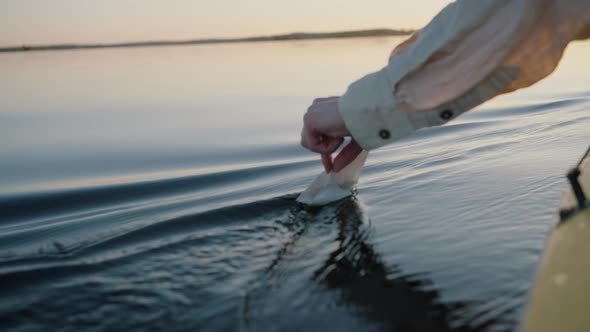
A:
[571,145,590,208]
[561,145,590,221]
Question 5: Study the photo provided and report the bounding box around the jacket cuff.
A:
[338,66,520,151]
[338,68,416,151]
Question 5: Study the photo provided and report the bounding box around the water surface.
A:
[1,37,590,331]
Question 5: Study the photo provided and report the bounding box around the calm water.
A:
[1,37,590,331]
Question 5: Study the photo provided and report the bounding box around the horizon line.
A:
[0,28,414,53]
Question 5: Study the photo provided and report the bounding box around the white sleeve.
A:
[339,66,519,150]
[339,0,590,151]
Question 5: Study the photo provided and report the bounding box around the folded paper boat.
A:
[297,151,368,206]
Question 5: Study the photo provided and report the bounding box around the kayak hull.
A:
[521,149,590,332]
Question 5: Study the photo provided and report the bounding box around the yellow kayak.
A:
[521,147,590,332]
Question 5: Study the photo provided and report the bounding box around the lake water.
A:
[1,37,589,331]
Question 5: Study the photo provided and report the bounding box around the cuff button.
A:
[440,109,454,120]
[379,129,391,140]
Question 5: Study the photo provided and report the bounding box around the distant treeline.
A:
[0,29,413,53]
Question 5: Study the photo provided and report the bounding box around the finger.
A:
[301,127,318,151]
[333,139,363,172]
[322,135,344,154]
[321,153,333,173]
[301,128,334,154]
[319,135,342,173]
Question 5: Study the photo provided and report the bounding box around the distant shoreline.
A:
[0,29,413,53]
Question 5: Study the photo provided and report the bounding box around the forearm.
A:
[499,0,590,94]
[340,0,590,151]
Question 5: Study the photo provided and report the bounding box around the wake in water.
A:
[0,194,504,332]
[241,198,503,332]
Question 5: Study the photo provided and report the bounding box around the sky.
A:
[1,0,449,46]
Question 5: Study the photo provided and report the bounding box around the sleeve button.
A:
[440,109,454,120]
[379,129,391,140]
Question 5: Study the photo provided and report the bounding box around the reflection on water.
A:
[243,198,501,332]
[1,38,590,331]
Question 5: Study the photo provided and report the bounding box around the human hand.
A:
[301,96,363,173]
